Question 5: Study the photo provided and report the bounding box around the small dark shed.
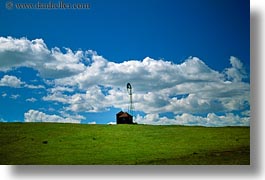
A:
[116,111,133,124]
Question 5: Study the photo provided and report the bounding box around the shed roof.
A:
[116,111,132,118]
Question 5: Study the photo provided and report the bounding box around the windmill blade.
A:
[127,83,132,89]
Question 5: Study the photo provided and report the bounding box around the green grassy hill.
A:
[0,123,250,165]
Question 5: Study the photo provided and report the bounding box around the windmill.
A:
[116,83,134,124]
[127,83,133,116]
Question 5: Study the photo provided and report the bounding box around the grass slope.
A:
[0,123,250,165]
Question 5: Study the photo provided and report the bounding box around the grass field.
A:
[0,123,250,165]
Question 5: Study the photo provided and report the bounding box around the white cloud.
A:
[0,75,23,88]
[58,110,86,121]
[0,36,86,78]
[10,94,20,99]
[43,86,109,112]
[135,113,250,127]
[26,97,37,102]
[0,75,45,89]
[24,110,81,123]
[49,86,74,93]
[241,110,250,117]
[224,56,247,82]
[107,121,116,125]
[1,36,250,126]
[43,54,249,126]
[54,55,223,92]
[88,121,96,124]
[24,84,45,89]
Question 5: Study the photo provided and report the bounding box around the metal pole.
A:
[127,83,133,116]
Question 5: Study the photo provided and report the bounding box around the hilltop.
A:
[0,123,250,165]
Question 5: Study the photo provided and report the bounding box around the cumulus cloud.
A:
[46,53,249,117]
[0,36,86,78]
[49,86,74,93]
[26,98,37,102]
[24,84,45,89]
[54,54,223,92]
[1,36,250,126]
[43,86,109,112]
[0,75,45,89]
[24,110,81,123]
[224,56,247,82]
[0,75,23,88]
[135,113,250,127]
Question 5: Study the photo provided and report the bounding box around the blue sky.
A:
[0,0,250,126]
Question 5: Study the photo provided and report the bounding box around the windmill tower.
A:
[116,83,134,124]
[127,83,133,116]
